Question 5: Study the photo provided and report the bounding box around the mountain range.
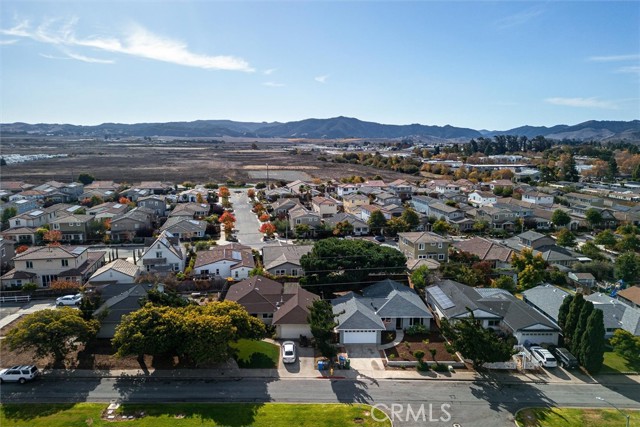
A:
[2,117,639,142]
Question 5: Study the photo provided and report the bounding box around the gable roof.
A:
[521,284,571,323]
[225,276,287,314]
[14,245,87,261]
[617,286,640,306]
[159,217,207,234]
[585,293,640,335]
[453,237,513,263]
[262,244,313,270]
[90,259,140,280]
[194,247,255,270]
[272,285,319,325]
[142,230,184,260]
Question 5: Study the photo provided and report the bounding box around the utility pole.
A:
[266,163,270,189]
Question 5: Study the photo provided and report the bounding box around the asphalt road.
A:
[2,377,638,427]
[228,189,274,250]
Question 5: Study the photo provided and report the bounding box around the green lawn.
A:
[230,339,280,369]
[0,403,390,427]
[601,351,640,374]
[516,407,639,427]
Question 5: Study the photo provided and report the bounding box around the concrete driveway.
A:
[278,342,316,378]
[344,344,385,375]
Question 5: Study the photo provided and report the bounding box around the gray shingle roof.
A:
[522,284,570,323]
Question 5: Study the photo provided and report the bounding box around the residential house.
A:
[570,205,618,229]
[9,189,47,202]
[518,230,555,249]
[110,208,154,242]
[311,196,338,218]
[522,191,554,206]
[342,194,369,214]
[88,259,141,284]
[398,231,450,262]
[85,180,120,192]
[387,179,413,200]
[324,213,370,236]
[159,217,207,240]
[427,280,560,346]
[288,205,321,234]
[136,181,173,194]
[476,206,518,231]
[8,209,48,229]
[179,187,209,203]
[79,188,116,202]
[360,205,392,222]
[272,285,320,339]
[50,214,94,243]
[522,284,570,326]
[262,244,313,277]
[427,202,465,222]
[0,181,34,193]
[93,284,150,338]
[194,243,255,280]
[564,192,603,207]
[224,276,286,324]
[412,195,436,214]
[337,184,359,197]
[0,227,38,245]
[434,180,461,194]
[3,199,38,215]
[468,191,497,207]
[453,237,514,268]
[489,180,515,191]
[1,245,105,289]
[271,198,302,216]
[568,272,596,289]
[140,231,186,273]
[617,286,640,309]
[169,202,210,218]
[137,195,167,216]
[87,202,130,220]
[374,192,401,207]
[0,237,16,272]
[332,279,432,344]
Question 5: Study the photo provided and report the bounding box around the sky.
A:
[0,1,639,130]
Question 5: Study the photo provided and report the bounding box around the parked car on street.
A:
[550,347,579,369]
[0,365,39,384]
[281,341,297,364]
[530,346,558,368]
[374,235,385,243]
[56,293,83,306]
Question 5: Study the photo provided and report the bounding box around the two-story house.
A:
[522,191,554,206]
[169,202,210,218]
[468,191,497,207]
[140,231,186,273]
[137,195,167,216]
[1,245,105,288]
[374,192,402,207]
[110,208,154,242]
[9,209,49,229]
[159,217,207,240]
[87,202,131,220]
[427,202,464,222]
[262,244,313,277]
[342,194,369,214]
[50,214,94,243]
[288,205,321,234]
[323,213,370,236]
[387,179,413,200]
[337,184,359,197]
[398,231,450,262]
[311,196,338,218]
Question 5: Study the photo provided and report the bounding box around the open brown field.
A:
[1,137,416,184]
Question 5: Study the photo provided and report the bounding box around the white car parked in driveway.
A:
[56,293,83,306]
[530,346,558,368]
[281,341,297,364]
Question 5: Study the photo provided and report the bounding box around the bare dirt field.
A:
[1,136,416,184]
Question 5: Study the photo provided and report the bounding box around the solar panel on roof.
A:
[429,287,455,310]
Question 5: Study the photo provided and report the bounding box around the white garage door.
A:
[342,330,377,344]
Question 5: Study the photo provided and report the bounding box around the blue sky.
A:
[1,1,638,130]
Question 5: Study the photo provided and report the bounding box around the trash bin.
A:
[317,361,325,371]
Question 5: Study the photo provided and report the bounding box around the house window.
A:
[26,261,33,269]
[296,219,301,224]
[488,320,500,327]
[438,254,445,261]
[215,269,220,275]
[275,269,286,276]
[61,259,69,267]
[291,269,299,276]
[15,219,21,226]
[156,251,162,258]
[157,244,161,249]
[418,255,427,259]
[234,271,239,278]
[438,242,443,248]
[409,318,423,326]
[418,243,425,250]
[201,269,209,275]
[53,224,60,230]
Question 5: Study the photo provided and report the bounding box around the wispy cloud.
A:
[0,39,18,45]
[495,7,544,30]
[616,65,640,74]
[1,18,253,71]
[66,51,115,64]
[262,81,285,87]
[588,54,640,62]
[263,68,277,75]
[545,97,618,109]
[314,75,329,84]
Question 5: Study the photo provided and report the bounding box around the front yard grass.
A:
[515,407,639,427]
[600,351,640,374]
[231,339,280,369]
[0,403,391,427]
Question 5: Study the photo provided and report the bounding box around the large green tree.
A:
[410,265,434,292]
[400,208,421,231]
[556,229,576,247]
[610,329,640,363]
[300,238,406,291]
[571,301,594,358]
[367,210,387,235]
[557,294,574,331]
[563,293,585,346]
[112,301,265,366]
[5,308,99,364]
[511,249,546,290]
[615,252,640,283]
[440,313,516,369]
[579,309,606,374]
[551,209,571,228]
[594,229,617,248]
[585,208,603,230]
[1,207,17,230]
[77,172,96,185]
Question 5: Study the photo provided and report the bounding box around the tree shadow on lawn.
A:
[469,370,557,415]
[117,402,267,427]
[1,403,78,421]
[235,352,276,369]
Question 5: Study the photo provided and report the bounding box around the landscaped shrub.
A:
[406,324,429,335]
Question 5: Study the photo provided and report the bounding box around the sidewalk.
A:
[40,366,640,385]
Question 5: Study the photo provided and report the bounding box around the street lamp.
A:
[596,396,630,427]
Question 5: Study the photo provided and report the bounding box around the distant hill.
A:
[1,117,638,141]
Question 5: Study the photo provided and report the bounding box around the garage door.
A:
[342,330,377,344]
